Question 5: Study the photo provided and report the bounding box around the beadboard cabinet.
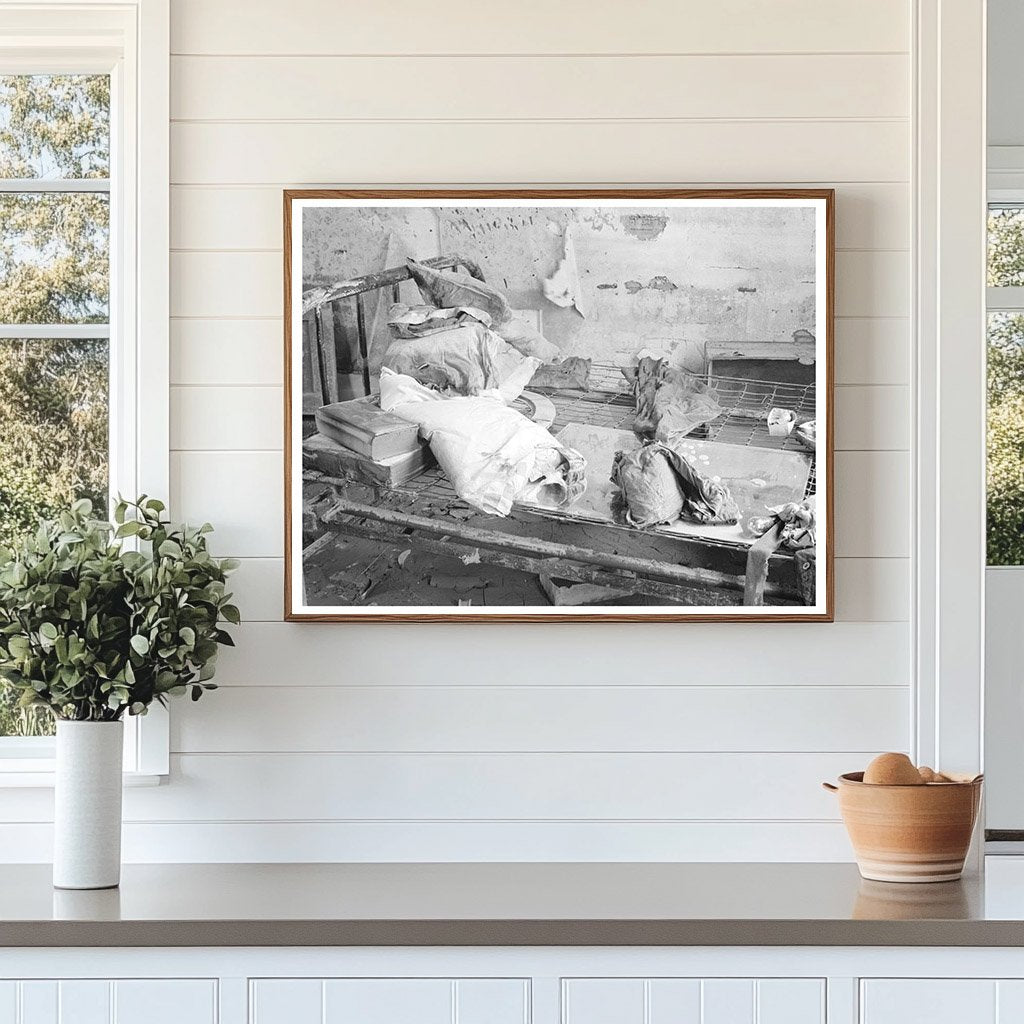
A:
[0,979,217,1024]
[4,951,1024,1024]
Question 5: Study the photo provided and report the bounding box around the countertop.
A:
[6,861,1024,947]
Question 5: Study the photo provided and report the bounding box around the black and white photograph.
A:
[286,191,833,620]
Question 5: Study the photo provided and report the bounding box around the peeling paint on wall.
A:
[620,213,669,241]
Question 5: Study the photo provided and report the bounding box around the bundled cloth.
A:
[381,322,540,404]
[746,496,816,550]
[627,356,722,440]
[611,439,740,529]
[379,368,586,517]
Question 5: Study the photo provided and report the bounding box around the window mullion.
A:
[0,324,111,339]
[0,178,109,193]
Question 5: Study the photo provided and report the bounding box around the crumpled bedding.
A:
[406,260,513,325]
[387,302,492,338]
[611,439,740,528]
[381,322,540,404]
[379,368,587,517]
[629,356,722,440]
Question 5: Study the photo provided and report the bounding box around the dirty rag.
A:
[629,356,722,440]
[611,439,740,528]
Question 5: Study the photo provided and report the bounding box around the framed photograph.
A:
[285,189,833,622]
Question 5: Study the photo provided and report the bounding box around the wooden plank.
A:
[328,515,765,606]
[835,250,910,318]
[171,451,283,557]
[171,684,910,754]
[323,496,765,590]
[126,751,862,821]
[834,451,910,558]
[834,318,910,386]
[0,819,860,862]
[171,54,909,121]
[170,0,910,55]
[170,121,909,186]
[170,318,282,386]
[170,183,910,252]
[834,385,910,451]
[171,385,281,450]
[226,555,910,623]
[208,621,910,687]
[315,301,340,403]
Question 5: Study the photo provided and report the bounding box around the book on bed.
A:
[315,397,422,461]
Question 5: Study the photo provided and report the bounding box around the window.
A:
[987,205,1024,565]
[0,74,111,738]
[0,2,169,777]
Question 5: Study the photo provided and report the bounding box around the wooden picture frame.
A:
[284,189,834,622]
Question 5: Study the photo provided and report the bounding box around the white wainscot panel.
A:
[171,54,908,121]
[0,980,217,1024]
[213,621,910,687]
[170,184,909,253]
[173,684,910,754]
[562,978,824,1024]
[170,319,282,387]
[834,319,909,387]
[860,980,999,1023]
[170,121,908,186]
[248,978,528,1024]
[170,0,909,55]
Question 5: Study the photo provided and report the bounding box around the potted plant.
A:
[0,497,239,889]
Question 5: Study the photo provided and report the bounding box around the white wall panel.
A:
[170,319,282,386]
[171,684,909,753]
[170,183,910,252]
[834,319,910,386]
[172,54,908,121]
[122,751,861,821]
[171,386,281,451]
[0,0,914,862]
[170,0,909,56]
[170,121,909,186]
[210,622,910,687]
[834,453,911,558]
[834,386,910,451]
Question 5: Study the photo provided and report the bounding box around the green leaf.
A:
[220,604,240,625]
[130,634,150,656]
[39,622,58,641]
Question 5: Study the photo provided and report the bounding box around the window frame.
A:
[0,0,169,782]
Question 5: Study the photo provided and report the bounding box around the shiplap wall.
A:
[4,0,916,861]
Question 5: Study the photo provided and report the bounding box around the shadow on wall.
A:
[302,204,816,368]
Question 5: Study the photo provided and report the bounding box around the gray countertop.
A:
[4,861,1024,947]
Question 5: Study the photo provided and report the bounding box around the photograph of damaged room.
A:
[285,190,833,621]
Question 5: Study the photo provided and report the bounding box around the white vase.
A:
[53,720,124,890]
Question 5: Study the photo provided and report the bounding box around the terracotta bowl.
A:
[823,772,983,883]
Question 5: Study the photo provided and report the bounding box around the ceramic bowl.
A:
[823,772,983,883]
